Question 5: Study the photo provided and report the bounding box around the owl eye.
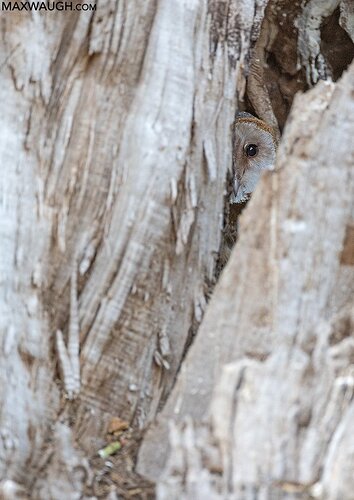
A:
[244,144,258,157]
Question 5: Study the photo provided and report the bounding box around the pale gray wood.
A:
[0,0,268,496]
[1,0,353,497]
[145,65,354,498]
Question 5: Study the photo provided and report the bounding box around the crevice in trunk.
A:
[216,0,354,276]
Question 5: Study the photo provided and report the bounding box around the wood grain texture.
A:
[0,0,268,495]
[1,0,353,497]
[141,64,354,498]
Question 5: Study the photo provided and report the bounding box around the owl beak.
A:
[233,177,240,198]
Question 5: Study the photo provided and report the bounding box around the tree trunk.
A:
[140,69,354,499]
[0,0,353,498]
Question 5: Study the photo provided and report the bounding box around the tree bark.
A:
[0,0,267,496]
[0,0,353,498]
[139,65,354,498]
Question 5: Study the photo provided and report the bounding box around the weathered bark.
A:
[0,0,268,497]
[139,66,354,498]
[0,0,353,498]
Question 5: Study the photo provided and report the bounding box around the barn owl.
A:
[230,112,278,204]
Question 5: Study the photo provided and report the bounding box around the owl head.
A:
[230,112,278,204]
